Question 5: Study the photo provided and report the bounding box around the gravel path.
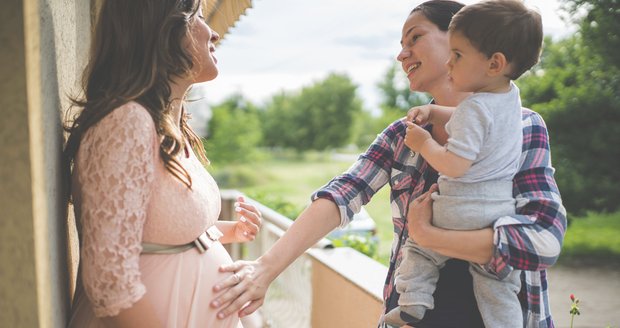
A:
[548,265,620,328]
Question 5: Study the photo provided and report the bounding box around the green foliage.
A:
[210,166,258,189]
[246,190,304,220]
[260,91,298,150]
[377,62,431,113]
[349,108,376,149]
[517,18,620,215]
[331,233,379,259]
[205,94,263,164]
[354,63,432,147]
[561,0,620,68]
[559,211,620,264]
[260,73,363,152]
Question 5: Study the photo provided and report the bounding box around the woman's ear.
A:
[487,52,509,77]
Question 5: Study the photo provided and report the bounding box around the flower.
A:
[569,293,581,328]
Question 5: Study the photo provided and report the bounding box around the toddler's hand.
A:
[407,104,433,125]
[404,121,432,153]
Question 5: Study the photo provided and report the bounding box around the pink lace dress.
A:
[68,102,242,327]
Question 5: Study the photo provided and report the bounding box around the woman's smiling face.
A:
[186,6,220,83]
[397,12,451,94]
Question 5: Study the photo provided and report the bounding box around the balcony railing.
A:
[220,190,388,328]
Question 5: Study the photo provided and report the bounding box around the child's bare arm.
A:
[404,121,472,178]
[407,105,455,145]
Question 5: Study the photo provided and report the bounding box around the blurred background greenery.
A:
[196,0,619,266]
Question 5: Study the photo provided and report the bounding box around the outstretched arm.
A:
[211,198,341,318]
[210,118,405,319]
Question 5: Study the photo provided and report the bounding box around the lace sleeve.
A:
[75,103,156,317]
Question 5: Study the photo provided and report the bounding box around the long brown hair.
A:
[63,0,209,203]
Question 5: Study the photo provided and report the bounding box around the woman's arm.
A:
[407,183,494,264]
[77,104,162,326]
[486,110,566,277]
[211,119,405,318]
[211,199,341,318]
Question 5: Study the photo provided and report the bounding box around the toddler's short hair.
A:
[449,0,542,79]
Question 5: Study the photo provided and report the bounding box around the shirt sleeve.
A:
[75,104,156,317]
[311,120,402,228]
[445,99,492,161]
[484,110,567,279]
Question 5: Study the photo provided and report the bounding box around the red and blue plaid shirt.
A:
[313,109,566,327]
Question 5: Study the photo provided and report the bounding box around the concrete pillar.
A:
[0,0,90,326]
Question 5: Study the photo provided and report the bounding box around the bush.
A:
[205,94,263,164]
[331,233,379,259]
[246,191,304,220]
[210,166,258,189]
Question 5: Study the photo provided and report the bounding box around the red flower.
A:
[570,293,575,301]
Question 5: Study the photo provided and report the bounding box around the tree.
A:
[377,62,431,112]
[517,4,620,214]
[205,94,262,164]
[562,0,620,68]
[376,63,430,131]
[260,91,298,149]
[260,73,363,152]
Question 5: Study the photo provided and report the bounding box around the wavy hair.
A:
[63,0,209,203]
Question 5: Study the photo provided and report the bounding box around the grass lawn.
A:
[559,211,620,265]
[209,154,395,266]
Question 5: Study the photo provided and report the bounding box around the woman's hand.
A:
[232,196,262,242]
[407,183,438,248]
[407,183,494,264]
[211,259,272,319]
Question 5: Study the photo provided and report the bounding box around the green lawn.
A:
[209,154,395,265]
[559,211,620,264]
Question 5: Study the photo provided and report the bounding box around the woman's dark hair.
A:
[63,0,208,203]
[411,0,465,31]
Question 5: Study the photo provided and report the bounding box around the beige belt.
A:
[141,226,224,254]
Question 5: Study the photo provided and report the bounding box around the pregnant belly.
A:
[138,242,238,326]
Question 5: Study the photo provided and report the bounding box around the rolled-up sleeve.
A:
[485,110,567,279]
[312,121,402,228]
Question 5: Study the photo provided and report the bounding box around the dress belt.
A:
[141,225,224,254]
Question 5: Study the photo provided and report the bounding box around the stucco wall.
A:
[0,0,89,326]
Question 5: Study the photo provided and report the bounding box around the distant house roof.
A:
[204,0,253,41]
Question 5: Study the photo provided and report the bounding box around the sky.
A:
[195,0,575,117]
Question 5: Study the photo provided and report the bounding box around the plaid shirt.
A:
[313,109,567,327]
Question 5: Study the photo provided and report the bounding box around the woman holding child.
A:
[213,1,566,327]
